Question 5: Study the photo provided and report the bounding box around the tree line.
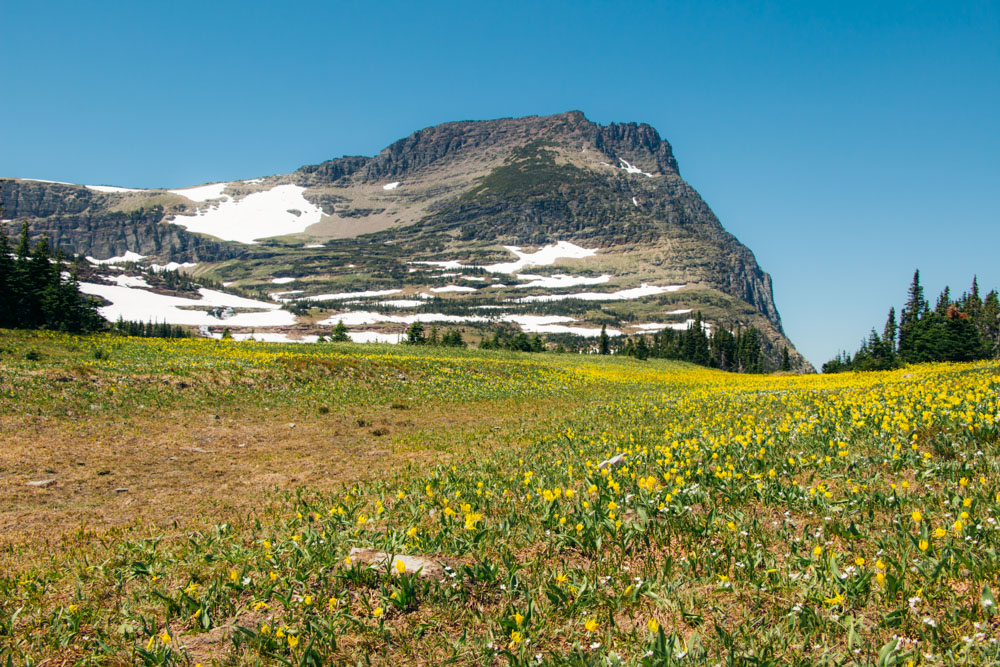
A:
[0,223,105,332]
[603,312,785,373]
[823,270,999,373]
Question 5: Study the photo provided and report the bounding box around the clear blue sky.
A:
[2,1,998,368]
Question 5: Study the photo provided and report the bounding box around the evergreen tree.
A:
[330,320,350,342]
[0,225,13,328]
[404,321,425,345]
[882,307,898,355]
[780,346,791,371]
[598,324,610,355]
[898,269,925,360]
[635,335,649,360]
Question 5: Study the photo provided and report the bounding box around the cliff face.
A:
[1,111,806,367]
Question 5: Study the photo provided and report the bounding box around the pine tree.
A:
[882,307,898,355]
[330,320,350,342]
[635,335,649,360]
[405,321,425,345]
[0,225,13,328]
[899,269,926,362]
[780,346,791,371]
[598,324,610,355]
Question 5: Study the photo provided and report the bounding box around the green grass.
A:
[2,330,999,665]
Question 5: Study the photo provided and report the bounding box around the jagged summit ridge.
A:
[296,111,679,186]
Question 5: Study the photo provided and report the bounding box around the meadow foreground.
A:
[1,331,998,665]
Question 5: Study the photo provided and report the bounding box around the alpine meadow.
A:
[2,3,999,663]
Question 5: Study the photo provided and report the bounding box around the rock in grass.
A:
[26,479,56,488]
[348,548,445,579]
[597,454,626,470]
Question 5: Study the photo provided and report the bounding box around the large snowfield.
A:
[169,184,324,244]
[78,282,296,327]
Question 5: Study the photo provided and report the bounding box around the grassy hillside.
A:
[1,331,998,665]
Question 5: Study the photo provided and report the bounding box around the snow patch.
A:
[101,274,150,288]
[301,289,401,301]
[376,300,425,308]
[270,277,296,284]
[78,283,296,327]
[22,178,74,185]
[632,196,639,207]
[150,262,197,273]
[86,184,144,193]
[382,182,400,190]
[430,285,477,293]
[169,184,324,244]
[86,251,146,265]
[305,244,324,248]
[168,182,229,202]
[483,241,597,274]
[410,260,466,270]
[347,331,401,344]
[212,332,319,343]
[511,283,685,303]
[618,158,654,178]
[513,273,611,289]
[269,290,304,301]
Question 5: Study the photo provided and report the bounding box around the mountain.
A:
[1,111,812,371]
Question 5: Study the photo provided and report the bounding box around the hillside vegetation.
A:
[1,331,999,665]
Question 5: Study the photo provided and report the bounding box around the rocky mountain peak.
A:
[296,112,678,186]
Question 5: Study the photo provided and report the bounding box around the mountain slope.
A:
[1,111,812,371]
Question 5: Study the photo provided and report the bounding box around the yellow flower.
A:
[514,612,524,626]
[854,557,865,567]
[344,556,352,566]
[160,631,171,644]
[303,595,312,606]
[510,630,523,647]
[919,539,929,551]
[229,569,239,582]
[261,623,270,635]
[876,571,886,584]
[584,618,598,632]
[269,571,278,581]
[373,606,384,618]
[328,596,338,611]
[812,546,823,557]
[396,559,406,574]
[575,523,583,532]
[262,540,271,550]
[648,618,660,633]
[823,592,844,606]
[556,573,568,585]
[934,527,947,539]
[911,510,922,523]
[287,634,299,648]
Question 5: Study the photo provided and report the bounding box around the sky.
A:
[2,0,998,368]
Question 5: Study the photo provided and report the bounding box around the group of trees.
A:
[0,223,105,333]
[603,313,782,373]
[111,317,191,339]
[824,270,999,373]
[404,322,467,348]
[478,328,545,352]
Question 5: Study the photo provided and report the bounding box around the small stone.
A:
[288,423,296,429]
[348,548,445,580]
[597,454,626,470]
[114,488,128,493]
[26,479,56,488]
